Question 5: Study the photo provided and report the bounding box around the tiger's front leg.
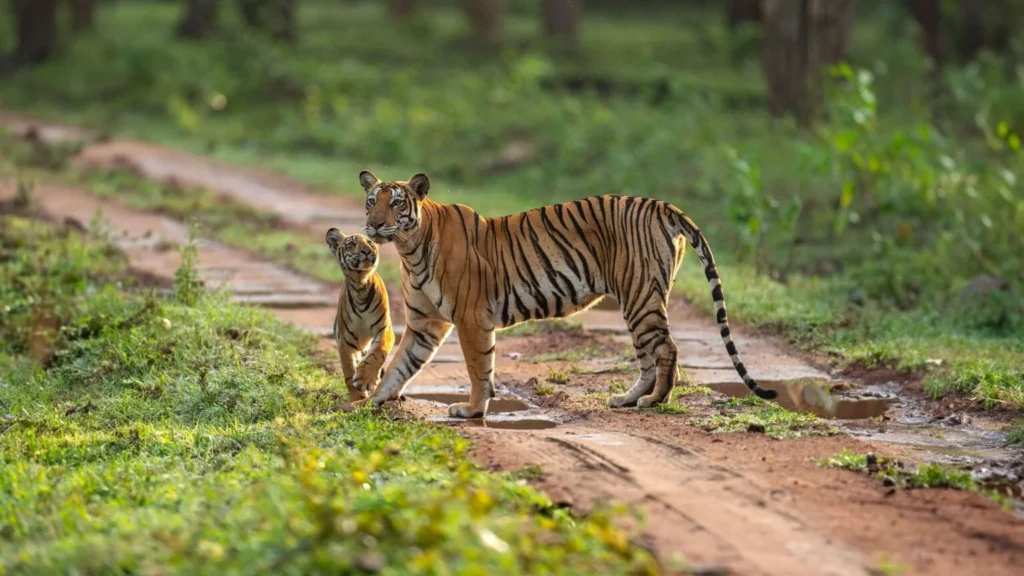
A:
[369,318,453,406]
[448,324,496,419]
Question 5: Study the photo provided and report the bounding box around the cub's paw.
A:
[448,402,484,419]
[607,393,638,409]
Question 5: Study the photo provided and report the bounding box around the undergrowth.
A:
[0,215,657,573]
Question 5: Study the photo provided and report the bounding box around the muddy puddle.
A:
[403,392,531,413]
[707,378,898,420]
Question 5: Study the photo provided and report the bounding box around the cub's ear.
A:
[326,228,344,250]
[359,170,380,192]
[408,173,429,199]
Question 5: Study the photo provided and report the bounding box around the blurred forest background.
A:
[1,0,1022,404]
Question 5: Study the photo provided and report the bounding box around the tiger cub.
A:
[326,228,395,402]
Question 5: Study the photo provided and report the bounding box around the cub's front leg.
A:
[336,340,365,403]
[353,327,395,397]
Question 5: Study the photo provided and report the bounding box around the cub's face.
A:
[359,170,430,244]
[326,228,379,272]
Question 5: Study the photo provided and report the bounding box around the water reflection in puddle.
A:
[706,379,898,419]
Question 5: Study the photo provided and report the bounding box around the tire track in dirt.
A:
[3,113,1024,575]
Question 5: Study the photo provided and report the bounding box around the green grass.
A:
[691,396,834,439]
[2,0,1022,410]
[0,215,657,573]
[820,449,976,491]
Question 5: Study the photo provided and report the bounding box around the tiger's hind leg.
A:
[627,301,678,408]
[608,347,656,408]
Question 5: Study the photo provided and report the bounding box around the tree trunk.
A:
[10,0,60,66]
[959,0,986,60]
[906,0,945,72]
[69,0,97,32]
[387,0,416,20]
[760,0,858,126]
[463,0,506,45]
[238,0,296,42]
[542,0,580,41]
[725,0,761,29]
[177,0,219,39]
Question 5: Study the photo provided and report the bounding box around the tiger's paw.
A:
[607,393,639,408]
[636,393,664,408]
[448,402,484,419]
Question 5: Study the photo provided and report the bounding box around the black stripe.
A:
[711,285,723,302]
[705,264,718,281]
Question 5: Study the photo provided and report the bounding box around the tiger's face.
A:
[359,171,430,244]
[326,228,379,273]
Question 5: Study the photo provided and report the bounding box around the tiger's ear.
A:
[408,173,429,199]
[326,228,344,250]
[359,170,380,193]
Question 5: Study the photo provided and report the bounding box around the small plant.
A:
[545,368,569,385]
[675,385,714,398]
[13,178,33,208]
[654,400,690,415]
[608,379,630,394]
[818,448,869,471]
[870,554,910,576]
[534,381,556,396]
[173,221,204,306]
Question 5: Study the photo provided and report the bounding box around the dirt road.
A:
[3,114,1023,575]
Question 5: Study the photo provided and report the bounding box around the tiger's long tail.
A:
[668,206,778,400]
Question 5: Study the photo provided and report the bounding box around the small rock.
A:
[507,352,521,361]
[747,423,766,434]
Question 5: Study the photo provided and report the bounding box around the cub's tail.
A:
[668,206,777,400]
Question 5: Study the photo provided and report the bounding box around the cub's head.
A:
[326,228,379,273]
[358,170,429,244]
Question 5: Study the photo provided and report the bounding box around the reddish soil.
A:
[3,113,1024,575]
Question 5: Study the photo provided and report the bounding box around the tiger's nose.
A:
[367,220,385,230]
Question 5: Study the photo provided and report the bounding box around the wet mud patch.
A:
[708,378,898,420]
[496,329,622,364]
[402,391,530,414]
[439,416,560,430]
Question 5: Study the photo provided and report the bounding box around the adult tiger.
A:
[359,170,776,418]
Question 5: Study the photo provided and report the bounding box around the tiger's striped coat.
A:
[326,228,395,402]
[359,171,775,418]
